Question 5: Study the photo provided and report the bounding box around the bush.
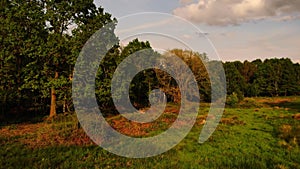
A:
[238,98,262,108]
[226,92,239,107]
[235,90,244,102]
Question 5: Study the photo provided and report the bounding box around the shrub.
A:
[238,98,262,108]
[226,92,239,107]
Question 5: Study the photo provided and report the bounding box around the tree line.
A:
[1,0,117,118]
[224,58,300,100]
[1,0,299,120]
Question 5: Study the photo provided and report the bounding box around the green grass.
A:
[0,97,299,169]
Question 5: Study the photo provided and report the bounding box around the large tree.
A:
[223,61,246,100]
[0,0,117,117]
[42,0,116,117]
[100,39,159,110]
[155,49,210,102]
[0,0,47,114]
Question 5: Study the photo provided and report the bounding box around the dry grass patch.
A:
[0,122,94,148]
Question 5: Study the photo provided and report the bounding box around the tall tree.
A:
[279,58,298,96]
[110,39,159,109]
[0,0,47,113]
[41,0,116,117]
[242,61,257,97]
[223,62,246,100]
[156,49,210,102]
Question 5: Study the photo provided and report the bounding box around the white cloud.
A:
[179,0,194,5]
[173,0,300,26]
[272,14,300,22]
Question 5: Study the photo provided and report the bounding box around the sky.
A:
[94,0,300,63]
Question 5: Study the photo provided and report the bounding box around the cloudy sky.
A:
[94,0,300,63]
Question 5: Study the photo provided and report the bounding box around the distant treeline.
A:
[224,58,300,99]
[1,0,299,118]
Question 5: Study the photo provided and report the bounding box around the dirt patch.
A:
[1,123,47,137]
[0,105,182,148]
[278,124,300,148]
[109,117,153,137]
[256,97,295,104]
[220,116,245,125]
[107,105,181,137]
[195,115,244,126]
[0,122,94,148]
[292,113,300,120]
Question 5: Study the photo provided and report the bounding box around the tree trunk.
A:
[49,71,59,117]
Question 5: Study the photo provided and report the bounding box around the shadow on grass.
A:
[0,111,48,127]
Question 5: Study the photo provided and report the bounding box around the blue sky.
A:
[94,0,300,63]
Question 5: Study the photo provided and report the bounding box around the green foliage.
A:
[0,0,116,116]
[226,92,239,107]
[224,61,246,99]
[0,0,49,117]
[94,39,160,112]
[224,58,300,98]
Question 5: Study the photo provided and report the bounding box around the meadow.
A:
[0,97,299,169]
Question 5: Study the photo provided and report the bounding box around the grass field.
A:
[0,97,300,169]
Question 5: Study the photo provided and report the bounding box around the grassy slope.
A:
[0,97,299,169]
